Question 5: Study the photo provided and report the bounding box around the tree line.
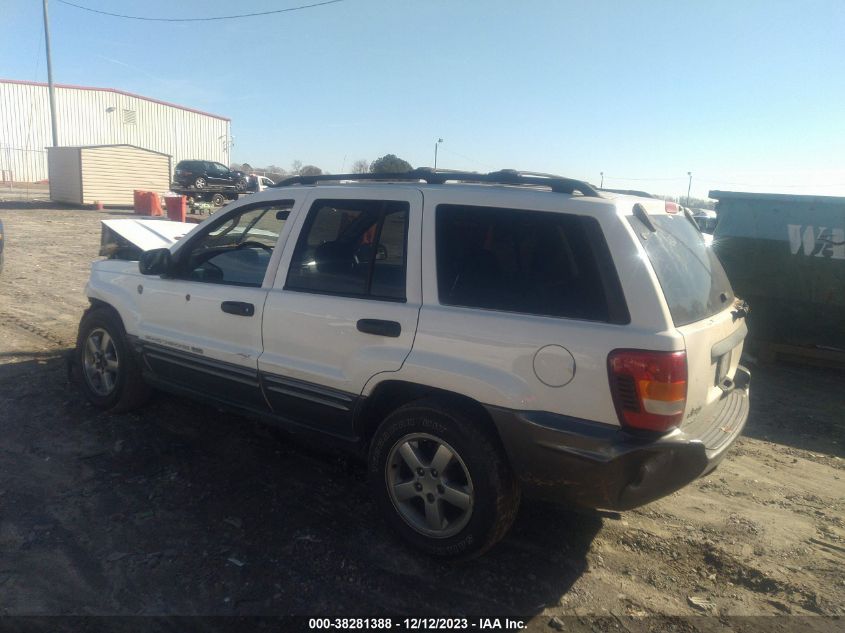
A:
[231,154,413,183]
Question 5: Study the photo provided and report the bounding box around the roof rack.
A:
[598,188,658,199]
[271,168,600,197]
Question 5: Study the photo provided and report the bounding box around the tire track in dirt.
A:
[0,309,72,348]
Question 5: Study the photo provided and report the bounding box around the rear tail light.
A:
[608,349,687,432]
[665,201,680,214]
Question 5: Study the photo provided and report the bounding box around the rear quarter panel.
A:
[365,189,682,426]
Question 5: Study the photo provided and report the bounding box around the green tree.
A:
[300,165,323,177]
[370,154,413,173]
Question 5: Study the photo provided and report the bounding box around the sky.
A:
[1,0,844,199]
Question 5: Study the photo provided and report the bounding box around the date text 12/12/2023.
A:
[308,618,526,630]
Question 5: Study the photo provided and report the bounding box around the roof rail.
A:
[271,168,600,197]
[598,188,658,199]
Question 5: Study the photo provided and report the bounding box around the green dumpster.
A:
[710,191,845,351]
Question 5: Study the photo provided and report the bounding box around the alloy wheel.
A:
[385,433,474,538]
[82,327,120,396]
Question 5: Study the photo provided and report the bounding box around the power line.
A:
[56,0,346,22]
[604,175,687,182]
[440,147,497,170]
[605,174,844,189]
[692,177,845,189]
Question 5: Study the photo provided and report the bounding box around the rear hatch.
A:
[628,206,747,432]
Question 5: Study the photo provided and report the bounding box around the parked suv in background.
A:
[75,169,750,558]
[173,160,247,191]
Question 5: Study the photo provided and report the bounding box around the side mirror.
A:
[139,248,174,276]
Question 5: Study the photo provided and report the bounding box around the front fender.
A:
[86,261,146,336]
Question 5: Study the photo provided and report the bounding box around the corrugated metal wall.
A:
[81,146,170,205]
[47,147,82,204]
[0,81,230,182]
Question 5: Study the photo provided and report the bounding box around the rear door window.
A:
[629,213,734,326]
[435,204,627,323]
[285,199,410,300]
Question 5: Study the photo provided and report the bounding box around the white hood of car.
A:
[101,219,195,251]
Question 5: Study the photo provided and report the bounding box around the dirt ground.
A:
[0,207,843,629]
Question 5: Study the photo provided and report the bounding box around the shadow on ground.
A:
[0,201,134,212]
[742,360,845,458]
[0,353,600,615]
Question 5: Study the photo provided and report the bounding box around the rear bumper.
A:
[487,366,750,511]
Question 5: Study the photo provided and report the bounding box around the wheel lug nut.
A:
[416,468,424,476]
[437,484,445,494]
[426,493,435,503]
[414,483,423,492]
[431,469,438,478]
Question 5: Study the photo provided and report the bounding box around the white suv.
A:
[76,169,750,558]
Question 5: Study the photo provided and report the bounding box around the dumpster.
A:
[710,190,845,352]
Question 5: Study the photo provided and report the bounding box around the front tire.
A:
[211,192,226,206]
[368,399,520,559]
[75,307,150,412]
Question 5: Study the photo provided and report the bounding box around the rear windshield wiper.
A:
[633,203,656,232]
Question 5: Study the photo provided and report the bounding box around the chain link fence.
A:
[0,147,51,204]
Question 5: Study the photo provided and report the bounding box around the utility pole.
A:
[43,0,59,147]
[434,138,443,169]
[600,171,604,188]
[686,171,692,207]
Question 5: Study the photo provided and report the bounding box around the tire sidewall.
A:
[369,404,509,559]
[76,309,131,410]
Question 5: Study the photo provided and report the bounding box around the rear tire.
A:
[211,193,225,206]
[368,399,520,559]
[75,307,150,413]
[194,176,207,189]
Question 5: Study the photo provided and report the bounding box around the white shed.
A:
[48,145,171,206]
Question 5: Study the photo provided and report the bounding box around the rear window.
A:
[630,213,734,326]
[436,204,628,323]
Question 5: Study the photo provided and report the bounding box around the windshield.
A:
[630,213,734,326]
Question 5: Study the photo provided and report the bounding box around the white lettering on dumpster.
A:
[787,225,845,260]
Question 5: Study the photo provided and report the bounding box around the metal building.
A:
[0,78,230,183]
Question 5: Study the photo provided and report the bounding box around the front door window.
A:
[179,202,292,287]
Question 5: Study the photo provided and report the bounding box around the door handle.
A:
[221,301,255,317]
[357,319,401,337]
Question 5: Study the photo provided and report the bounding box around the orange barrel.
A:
[133,190,146,215]
[148,192,163,217]
[164,195,187,222]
